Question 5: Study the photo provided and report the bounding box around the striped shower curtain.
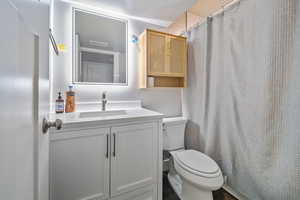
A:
[182,0,300,199]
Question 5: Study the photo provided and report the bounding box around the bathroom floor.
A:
[163,173,237,200]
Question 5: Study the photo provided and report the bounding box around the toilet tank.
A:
[163,117,187,151]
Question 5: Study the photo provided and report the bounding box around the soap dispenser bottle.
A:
[55,92,64,113]
[65,85,75,113]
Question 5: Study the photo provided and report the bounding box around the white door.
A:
[110,123,158,197]
[0,0,51,200]
[50,128,110,200]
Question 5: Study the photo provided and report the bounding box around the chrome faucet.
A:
[101,91,107,111]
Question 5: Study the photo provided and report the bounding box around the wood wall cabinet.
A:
[139,29,187,88]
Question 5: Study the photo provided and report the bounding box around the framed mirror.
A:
[73,8,128,85]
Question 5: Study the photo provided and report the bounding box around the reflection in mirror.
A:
[73,9,128,85]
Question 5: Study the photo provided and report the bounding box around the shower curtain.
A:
[182,0,300,199]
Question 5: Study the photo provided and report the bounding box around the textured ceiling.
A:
[71,0,197,23]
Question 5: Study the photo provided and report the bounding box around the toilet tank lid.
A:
[163,117,187,125]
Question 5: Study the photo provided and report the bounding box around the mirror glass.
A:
[73,9,128,85]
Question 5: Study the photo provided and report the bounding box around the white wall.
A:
[51,0,182,117]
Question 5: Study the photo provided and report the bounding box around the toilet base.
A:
[182,180,213,200]
[167,173,182,199]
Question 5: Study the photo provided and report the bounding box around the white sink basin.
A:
[79,110,127,118]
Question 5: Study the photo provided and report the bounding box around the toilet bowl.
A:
[171,150,223,200]
[163,117,223,200]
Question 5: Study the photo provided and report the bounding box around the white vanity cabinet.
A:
[50,128,110,200]
[50,110,163,200]
[110,123,158,197]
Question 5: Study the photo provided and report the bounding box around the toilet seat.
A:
[174,150,221,178]
[171,150,224,191]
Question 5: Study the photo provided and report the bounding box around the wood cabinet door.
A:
[110,123,158,197]
[148,32,167,75]
[168,36,187,76]
[50,128,110,200]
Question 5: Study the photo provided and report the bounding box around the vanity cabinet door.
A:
[110,123,158,197]
[50,128,110,200]
[110,185,156,200]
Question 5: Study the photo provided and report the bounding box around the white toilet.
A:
[163,117,223,200]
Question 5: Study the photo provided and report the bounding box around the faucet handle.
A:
[102,91,107,99]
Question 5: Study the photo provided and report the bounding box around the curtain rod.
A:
[182,0,241,35]
[210,0,241,18]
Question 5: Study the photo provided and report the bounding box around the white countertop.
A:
[49,108,164,126]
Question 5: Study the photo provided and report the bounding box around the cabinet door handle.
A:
[113,133,116,157]
[106,134,109,158]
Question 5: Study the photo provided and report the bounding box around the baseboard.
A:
[222,184,248,200]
